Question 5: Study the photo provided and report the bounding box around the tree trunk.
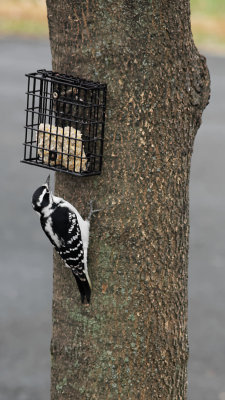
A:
[46,1,210,398]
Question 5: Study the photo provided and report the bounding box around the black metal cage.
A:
[22,69,107,176]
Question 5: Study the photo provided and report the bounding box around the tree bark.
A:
[46,1,210,399]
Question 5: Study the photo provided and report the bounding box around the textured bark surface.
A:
[46,1,210,399]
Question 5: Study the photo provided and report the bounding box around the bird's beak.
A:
[45,174,50,188]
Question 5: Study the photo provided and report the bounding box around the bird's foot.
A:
[88,200,102,221]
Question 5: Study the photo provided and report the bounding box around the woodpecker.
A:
[32,175,93,304]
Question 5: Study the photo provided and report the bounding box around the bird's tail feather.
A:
[71,269,91,304]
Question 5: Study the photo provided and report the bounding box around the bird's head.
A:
[32,175,52,214]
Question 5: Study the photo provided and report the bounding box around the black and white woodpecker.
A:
[32,175,94,304]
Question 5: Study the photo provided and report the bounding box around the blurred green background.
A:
[191,0,225,53]
[0,0,224,52]
[0,0,48,37]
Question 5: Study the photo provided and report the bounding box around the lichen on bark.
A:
[46,0,210,398]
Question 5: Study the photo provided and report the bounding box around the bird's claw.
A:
[88,200,101,221]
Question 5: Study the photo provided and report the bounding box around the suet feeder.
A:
[22,69,107,176]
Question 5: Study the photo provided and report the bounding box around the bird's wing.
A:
[41,202,91,303]
[50,204,85,267]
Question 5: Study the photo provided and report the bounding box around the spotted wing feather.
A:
[41,204,91,303]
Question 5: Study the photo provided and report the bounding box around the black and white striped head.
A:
[32,175,52,214]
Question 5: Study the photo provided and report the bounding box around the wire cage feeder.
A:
[22,69,107,176]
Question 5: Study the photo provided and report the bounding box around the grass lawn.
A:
[0,0,224,54]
